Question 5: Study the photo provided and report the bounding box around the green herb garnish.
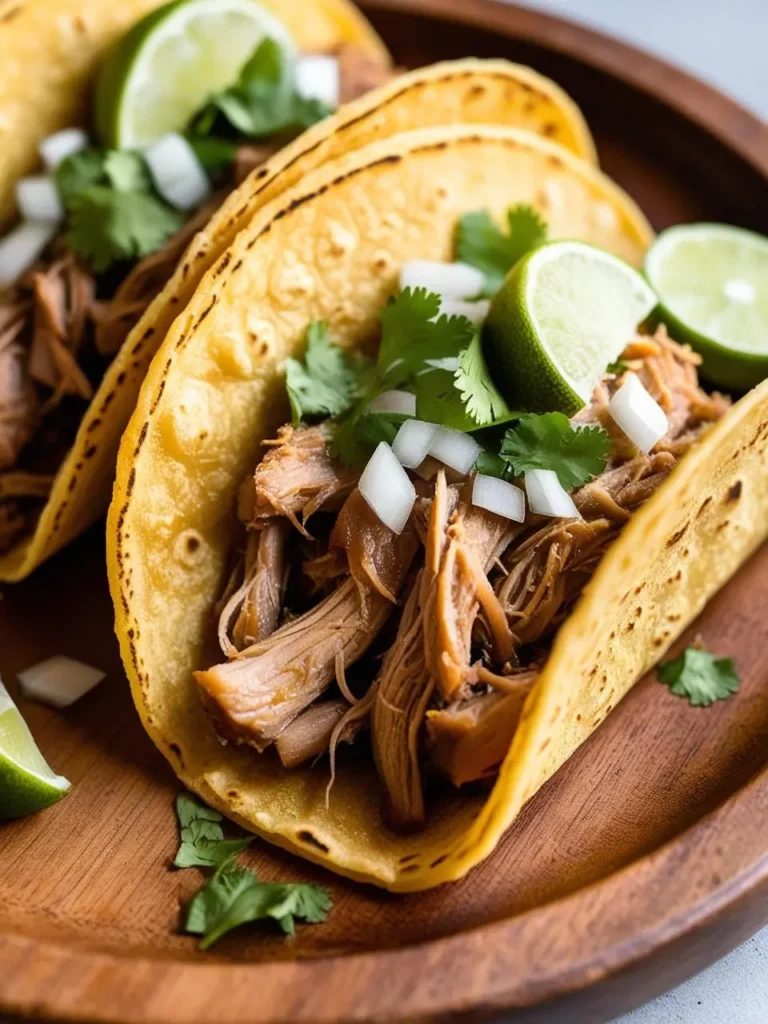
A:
[189,38,331,144]
[285,321,371,427]
[658,645,741,707]
[454,331,509,425]
[174,792,253,869]
[56,148,184,273]
[456,204,547,296]
[185,857,332,949]
[478,413,611,489]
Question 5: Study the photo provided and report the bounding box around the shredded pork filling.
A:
[0,49,391,554]
[197,324,728,831]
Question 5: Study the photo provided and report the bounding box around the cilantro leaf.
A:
[414,367,481,432]
[456,205,547,296]
[658,646,740,707]
[185,862,331,949]
[189,38,331,143]
[475,450,516,481]
[498,413,611,489]
[378,288,474,387]
[186,135,240,177]
[174,793,252,869]
[606,359,629,375]
[454,332,509,426]
[285,321,372,427]
[56,147,185,273]
[65,187,184,273]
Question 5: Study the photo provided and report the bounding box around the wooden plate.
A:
[2,1,768,1021]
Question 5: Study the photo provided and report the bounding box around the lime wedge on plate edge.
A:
[0,678,70,820]
[645,223,768,390]
[95,0,296,148]
[485,240,658,415]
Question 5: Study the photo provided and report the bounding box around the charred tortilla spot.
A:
[227,790,238,798]
[168,743,183,765]
[399,853,419,864]
[400,864,419,873]
[697,496,713,518]
[84,445,97,459]
[297,830,329,854]
[87,418,101,432]
[126,470,136,497]
[430,854,448,868]
[233,259,243,273]
[149,378,166,413]
[134,422,149,455]
[543,122,557,136]
[116,372,126,386]
[67,477,77,493]
[666,523,689,547]
[539,737,550,752]
[100,391,116,412]
[214,253,232,278]
[726,481,742,501]
[576,713,582,722]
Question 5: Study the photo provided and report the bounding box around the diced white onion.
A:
[392,419,439,469]
[16,176,63,223]
[0,221,57,285]
[429,425,482,475]
[608,373,669,454]
[144,133,210,211]
[367,390,416,416]
[472,474,526,522]
[39,127,88,170]
[525,469,580,519]
[295,55,340,108]
[18,655,106,709]
[358,442,416,535]
[400,260,484,300]
[439,297,491,325]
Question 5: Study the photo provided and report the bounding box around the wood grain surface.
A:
[1,1,768,1021]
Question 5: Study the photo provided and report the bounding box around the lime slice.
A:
[0,679,70,820]
[95,0,296,148]
[645,223,768,390]
[485,240,658,415]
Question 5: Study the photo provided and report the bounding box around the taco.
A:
[0,4,599,586]
[105,122,767,895]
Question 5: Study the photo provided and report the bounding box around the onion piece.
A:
[399,260,484,300]
[18,656,106,709]
[439,297,491,325]
[144,133,210,211]
[392,419,439,468]
[295,55,340,108]
[0,221,57,285]
[367,390,416,416]
[429,426,482,475]
[359,442,416,535]
[525,469,580,519]
[472,473,525,522]
[39,128,88,170]
[608,373,669,454]
[16,176,63,223]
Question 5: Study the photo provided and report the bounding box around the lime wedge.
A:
[645,223,768,390]
[0,678,70,820]
[95,0,296,148]
[485,241,658,415]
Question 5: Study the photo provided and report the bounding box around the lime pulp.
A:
[485,240,658,415]
[645,223,768,390]
[0,679,70,820]
[95,0,296,149]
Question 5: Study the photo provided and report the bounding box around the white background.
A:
[511,2,768,1021]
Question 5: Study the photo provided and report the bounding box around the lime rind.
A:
[95,0,297,149]
[0,678,70,820]
[645,223,768,390]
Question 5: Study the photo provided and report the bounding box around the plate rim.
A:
[2,1,768,1020]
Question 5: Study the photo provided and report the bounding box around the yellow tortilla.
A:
[100,123,743,894]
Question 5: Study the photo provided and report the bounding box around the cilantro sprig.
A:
[189,38,331,144]
[456,204,547,296]
[658,645,741,707]
[174,793,331,948]
[478,413,611,489]
[56,148,184,273]
[285,322,372,427]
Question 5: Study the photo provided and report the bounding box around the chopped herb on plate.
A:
[456,203,547,296]
[658,645,741,707]
[174,792,252,869]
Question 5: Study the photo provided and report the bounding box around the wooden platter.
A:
[2,1,768,1021]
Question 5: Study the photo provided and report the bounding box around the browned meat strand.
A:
[427,486,518,701]
[275,699,356,769]
[371,476,454,830]
[427,672,537,787]
[573,451,676,521]
[240,424,358,536]
[217,519,290,655]
[0,302,37,470]
[198,489,418,751]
